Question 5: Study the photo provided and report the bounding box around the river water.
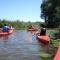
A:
[0,30,48,60]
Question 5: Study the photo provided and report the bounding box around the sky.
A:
[0,0,44,22]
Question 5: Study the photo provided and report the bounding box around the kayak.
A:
[37,35,50,44]
[0,28,14,36]
[54,44,60,60]
[27,28,38,31]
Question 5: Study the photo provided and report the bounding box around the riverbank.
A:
[39,29,60,60]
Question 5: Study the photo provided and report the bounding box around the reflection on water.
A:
[0,30,44,60]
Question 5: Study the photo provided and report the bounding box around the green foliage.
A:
[0,19,40,29]
[41,0,60,28]
[50,39,59,47]
[40,52,51,58]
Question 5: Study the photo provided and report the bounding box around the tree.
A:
[41,0,60,28]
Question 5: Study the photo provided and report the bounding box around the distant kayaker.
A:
[2,24,10,32]
[40,24,46,36]
[28,25,34,29]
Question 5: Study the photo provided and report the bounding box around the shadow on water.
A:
[0,30,51,60]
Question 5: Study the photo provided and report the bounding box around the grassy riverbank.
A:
[0,20,41,29]
[40,29,60,60]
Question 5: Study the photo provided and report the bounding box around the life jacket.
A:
[2,26,10,32]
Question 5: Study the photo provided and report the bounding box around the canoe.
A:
[37,35,50,44]
[0,28,14,36]
[27,28,38,31]
[54,44,60,60]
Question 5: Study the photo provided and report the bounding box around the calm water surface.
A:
[0,30,47,60]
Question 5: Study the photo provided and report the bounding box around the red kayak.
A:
[54,44,60,60]
[27,28,38,31]
[37,35,50,44]
[0,28,14,36]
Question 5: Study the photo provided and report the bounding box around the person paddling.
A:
[40,24,46,36]
[2,24,10,32]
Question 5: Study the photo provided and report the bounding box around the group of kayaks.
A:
[27,28,50,44]
[0,27,14,36]
[0,26,59,60]
[28,28,60,60]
